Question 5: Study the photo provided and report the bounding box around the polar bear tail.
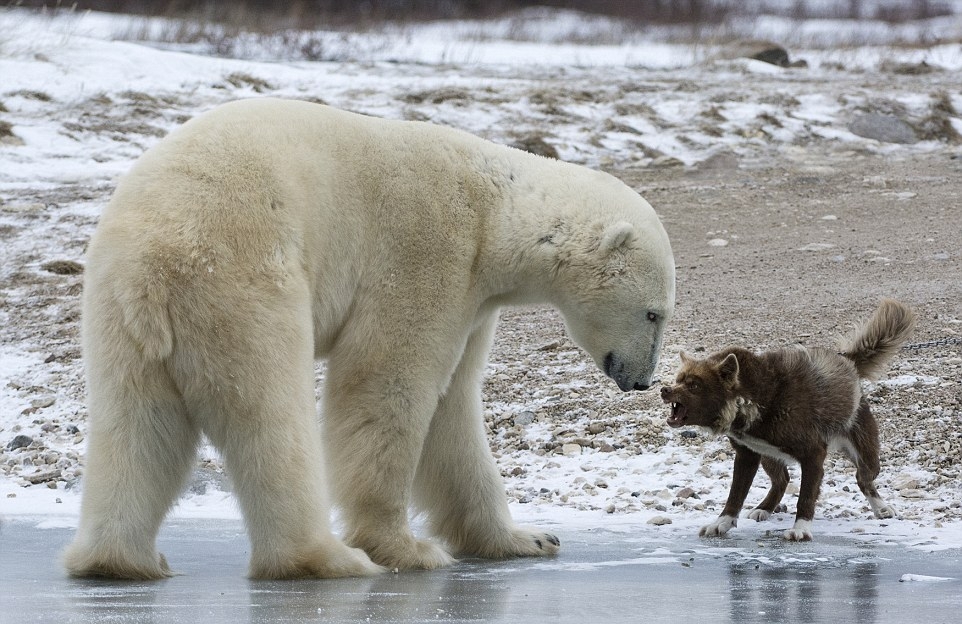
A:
[117,282,174,361]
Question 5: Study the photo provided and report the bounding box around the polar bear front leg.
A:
[414,316,560,560]
[323,351,457,571]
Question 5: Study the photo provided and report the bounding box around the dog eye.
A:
[647,312,658,322]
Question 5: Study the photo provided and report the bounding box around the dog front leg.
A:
[783,450,826,541]
[701,443,760,537]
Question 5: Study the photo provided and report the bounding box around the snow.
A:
[1,5,961,562]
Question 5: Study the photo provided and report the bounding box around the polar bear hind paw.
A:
[63,548,174,581]
[356,535,456,571]
[250,541,384,580]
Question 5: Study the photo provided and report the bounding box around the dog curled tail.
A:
[838,299,916,382]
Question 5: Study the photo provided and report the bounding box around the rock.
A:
[31,396,56,409]
[24,468,61,485]
[41,260,84,275]
[588,422,606,435]
[849,114,918,144]
[647,515,673,526]
[6,435,33,451]
[708,238,728,247]
[676,487,698,499]
[680,430,699,439]
[514,411,535,426]
[561,443,582,457]
[890,475,920,491]
[723,40,792,67]
[511,135,558,159]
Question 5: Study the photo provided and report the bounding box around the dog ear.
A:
[718,353,739,384]
[679,351,692,365]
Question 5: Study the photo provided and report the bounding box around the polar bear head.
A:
[539,202,675,393]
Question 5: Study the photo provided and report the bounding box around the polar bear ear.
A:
[598,221,635,256]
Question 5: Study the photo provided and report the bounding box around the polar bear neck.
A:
[478,150,655,307]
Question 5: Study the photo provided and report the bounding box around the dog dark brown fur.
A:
[660,299,915,541]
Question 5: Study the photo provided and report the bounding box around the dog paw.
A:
[869,497,896,519]
[783,520,813,542]
[747,509,771,522]
[699,515,737,537]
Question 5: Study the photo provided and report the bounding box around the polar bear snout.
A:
[604,351,654,392]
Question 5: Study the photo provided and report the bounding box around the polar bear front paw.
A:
[747,508,771,522]
[783,519,814,542]
[507,526,561,557]
[699,515,737,537]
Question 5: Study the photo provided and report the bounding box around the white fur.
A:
[700,515,738,537]
[869,497,896,519]
[63,99,675,579]
[784,519,814,541]
[747,509,771,522]
[728,432,797,466]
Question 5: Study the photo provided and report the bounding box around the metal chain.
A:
[902,337,962,351]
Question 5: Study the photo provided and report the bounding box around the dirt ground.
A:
[486,149,962,509]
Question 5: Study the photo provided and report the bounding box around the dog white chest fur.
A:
[64,98,675,580]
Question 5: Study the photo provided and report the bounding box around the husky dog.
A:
[660,299,915,541]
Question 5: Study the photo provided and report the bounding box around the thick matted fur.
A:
[660,299,915,541]
[63,98,675,580]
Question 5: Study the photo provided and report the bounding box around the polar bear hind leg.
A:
[167,282,382,579]
[414,315,560,559]
[63,315,199,580]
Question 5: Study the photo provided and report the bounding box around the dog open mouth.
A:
[666,401,688,428]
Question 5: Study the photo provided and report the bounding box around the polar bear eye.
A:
[647,312,658,323]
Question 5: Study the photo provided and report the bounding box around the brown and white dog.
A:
[660,299,915,541]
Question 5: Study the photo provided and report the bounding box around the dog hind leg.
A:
[784,449,826,541]
[850,401,895,519]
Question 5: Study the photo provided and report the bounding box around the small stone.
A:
[588,422,606,435]
[31,396,56,409]
[648,515,673,526]
[561,443,582,457]
[676,487,697,499]
[890,475,920,491]
[24,469,61,485]
[849,113,918,144]
[514,411,535,426]
[680,430,698,439]
[708,238,728,247]
[41,260,84,275]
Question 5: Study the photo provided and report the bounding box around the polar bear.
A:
[63,98,675,580]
